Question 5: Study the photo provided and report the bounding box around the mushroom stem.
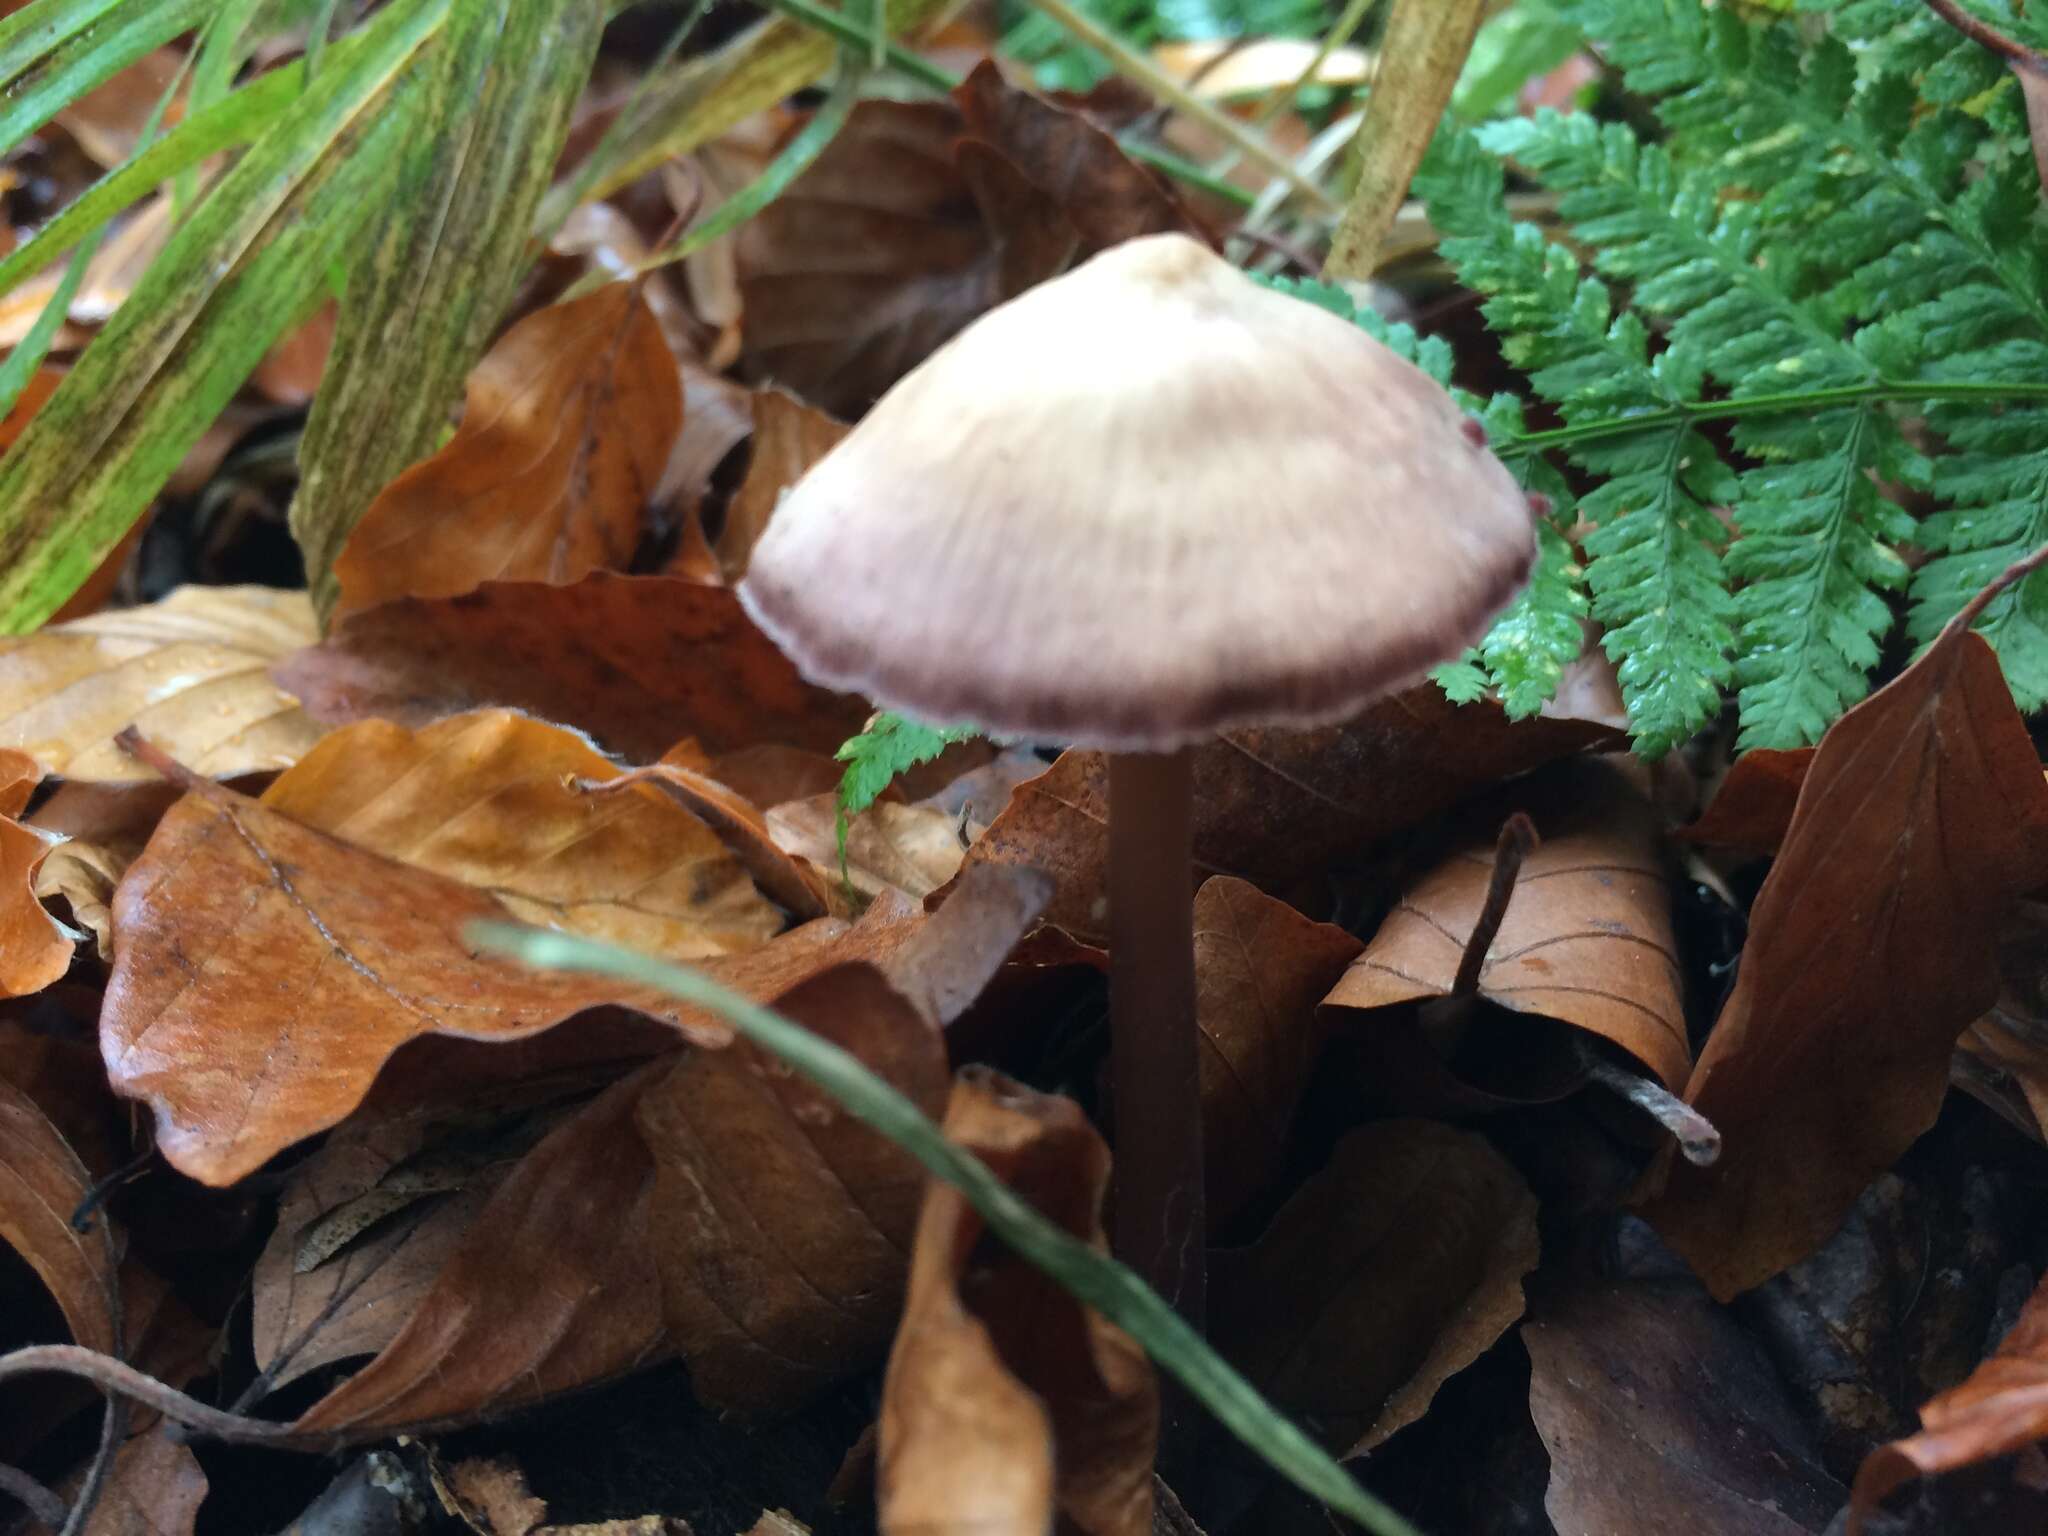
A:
[1108,749,1206,1334]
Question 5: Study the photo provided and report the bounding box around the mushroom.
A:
[738,232,1537,1335]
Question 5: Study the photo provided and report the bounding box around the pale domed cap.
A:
[739,233,1536,752]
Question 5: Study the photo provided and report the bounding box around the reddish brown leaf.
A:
[292,1068,666,1435]
[1639,627,2048,1300]
[714,388,848,581]
[1,746,72,998]
[1527,1279,1844,1535]
[735,96,1075,418]
[1191,876,1362,1225]
[953,685,1621,945]
[261,711,781,955]
[1324,758,1691,1091]
[1850,1266,2048,1532]
[1681,748,1813,857]
[102,742,756,1186]
[643,864,1052,1414]
[0,1072,118,1353]
[250,302,337,407]
[333,284,681,619]
[275,573,872,762]
[879,1069,1157,1536]
[1210,1120,1537,1456]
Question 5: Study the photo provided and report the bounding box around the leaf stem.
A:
[470,921,1423,1536]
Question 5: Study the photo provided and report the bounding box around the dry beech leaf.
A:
[1850,1265,2048,1532]
[1192,876,1362,1226]
[644,865,1053,1414]
[1639,629,2048,1300]
[32,834,130,961]
[768,795,967,906]
[2,746,74,997]
[1324,757,1690,1091]
[250,1096,557,1392]
[262,711,780,956]
[55,47,185,167]
[292,1069,666,1436]
[332,283,682,619]
[1681,748,1813,858]
[58,1426,209,1536]
[275,573,872,762]
[714,387,847,581]
[879,1068,1157,1536]
[0,1072,119,1354]
[734,97,1074,419]
[102,742,760,1187]
[1526,1279,1844,1536]
[954,686,1621,945]
[1209,1120,1538,1456]
[0,586,320,782]
[594,752,831,923]
[250,302,337,408]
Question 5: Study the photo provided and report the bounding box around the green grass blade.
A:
[0,0,130,82]
[0,0,452,631]
[290,0,607,618]
[0,61,304,306]
[470,921,1427,1536]
[0,0,215,159]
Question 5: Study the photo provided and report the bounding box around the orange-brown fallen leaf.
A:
[1324,757,1690,1092]
[1639,568,2048,1300]
[1,586,320,782]
[0,1072,118,1356]
[713,388,847,581]
[102,736,758,1186]
[767,795,967,907]
[1210,1119,1537,1456]
[1527,1278,1844,1535]
[262,711,781,955]
[332,283,681,619]
[644,866,1053,1415]
[953,685,1620,945]
[879,1069,1157,1536]
[2,747,73,998]
[1850,1266,2048,1533]
[275,573,871,762]
[1191,877,1361,1225]
[291,1068,667,1435]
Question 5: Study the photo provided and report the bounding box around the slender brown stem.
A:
[1108,751,1205,1327]
[1451,812,1540,999]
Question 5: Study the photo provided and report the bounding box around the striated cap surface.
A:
[739,233,1537,751]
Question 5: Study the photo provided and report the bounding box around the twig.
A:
[0,1464,68,1529]
[1921,0,2047,69]
[0,1347,323,1450]
[1939,539,2048,643]
[1575,1043,1722,1166]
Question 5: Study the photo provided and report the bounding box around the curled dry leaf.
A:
[32,834,128,960]
[1210,1120,1538,1456]
[0,1072,118,1354]
[0,585,320,782]
[101,739,761,1186]
[1681,747,1813,858]
[1956,904,2048,1141]
[1526,1279,1844,1536]
[1191,876,1362,1226]
[767,795,968,906]
[1324,757,1691,1091]
[713,388,847,582]
[332,283,682,619]
[953,685,1621,945]
[262,711,780,955]
[1639,627,2048,1300]
[2,746,74,997]
[292,1069,667,1436]
[275,573,872,762]
[645,864,1053,1414]
[1850,1266,2048,1533]
[879,1069,1157,1536]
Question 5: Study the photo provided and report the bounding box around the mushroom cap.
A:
[738,233,1537,752]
